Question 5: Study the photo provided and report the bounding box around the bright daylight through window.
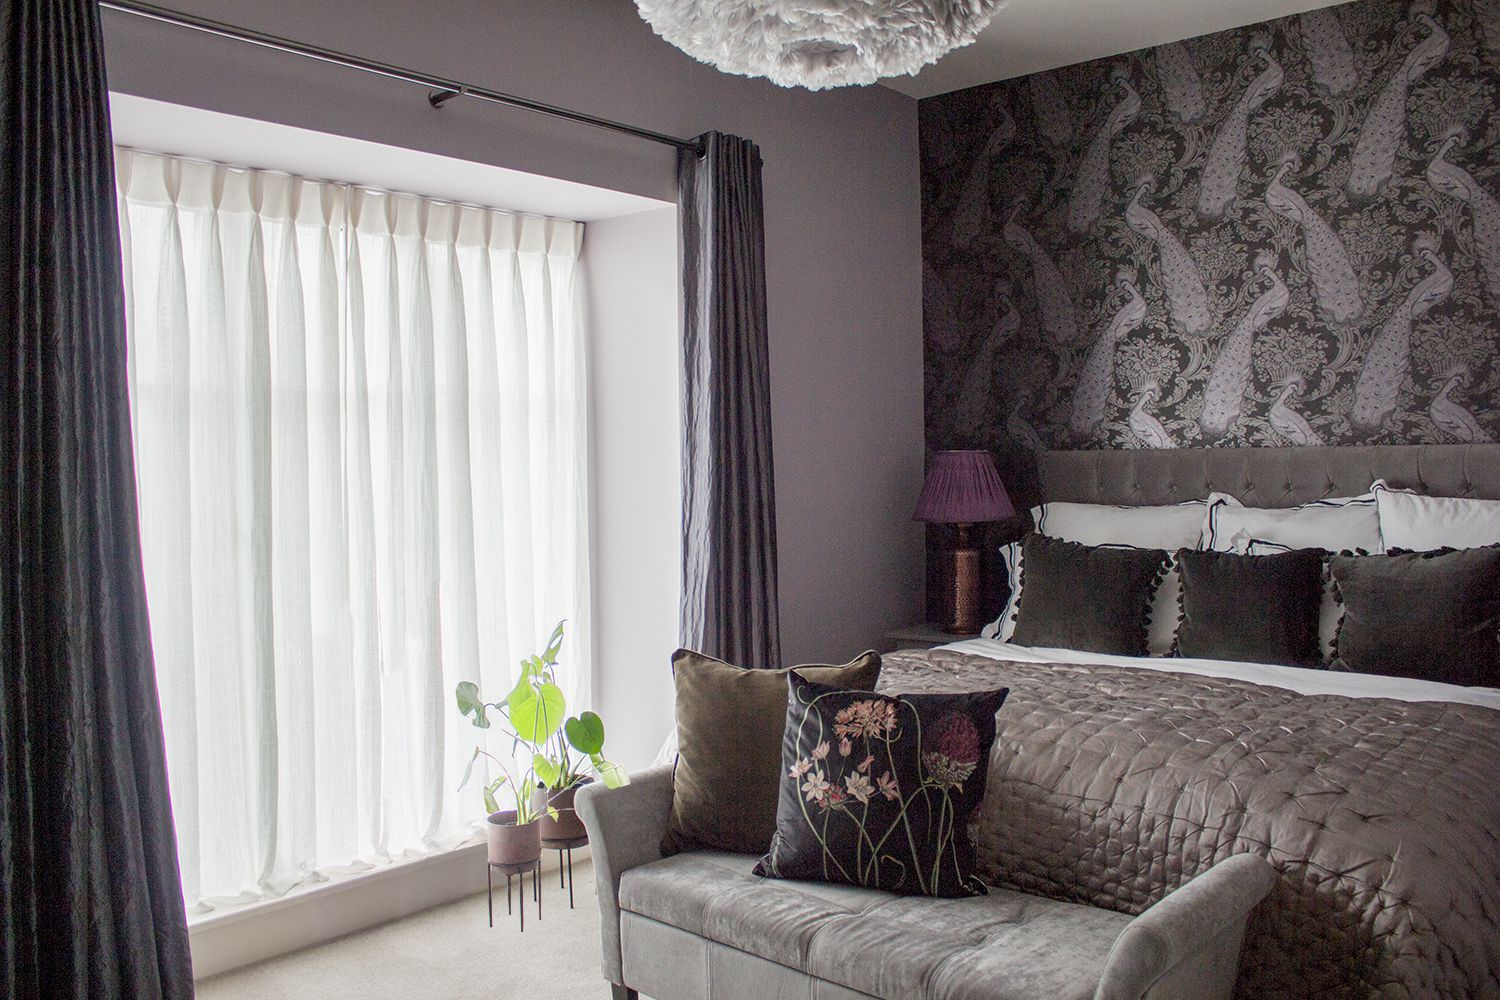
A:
[115,148,591,911]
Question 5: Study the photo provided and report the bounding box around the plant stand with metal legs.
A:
[487,858,542,931]
[541,833,588,909]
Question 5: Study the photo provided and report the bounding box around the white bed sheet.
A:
[935,637,1500,710]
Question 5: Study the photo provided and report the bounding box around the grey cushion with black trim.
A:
[1175,547,1325,668]
[1010,534,1169,657]
[987,498,1215,656]
[1330,546,1500,687]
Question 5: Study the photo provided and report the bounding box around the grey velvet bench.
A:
[578,766,1276,1000]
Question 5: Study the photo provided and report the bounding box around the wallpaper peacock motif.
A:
[921,0,1500,456]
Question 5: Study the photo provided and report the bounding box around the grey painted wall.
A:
[921,0,1500,462]
[102,0,926,665]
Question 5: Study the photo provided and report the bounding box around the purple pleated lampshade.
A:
[912,450,1015,524]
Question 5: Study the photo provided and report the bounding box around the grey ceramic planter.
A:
[533,777,592,842]
[486,809,542,866]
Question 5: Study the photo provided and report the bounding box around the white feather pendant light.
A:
[634,0,1006,90]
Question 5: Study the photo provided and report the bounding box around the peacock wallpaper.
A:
[921,0,1500,460]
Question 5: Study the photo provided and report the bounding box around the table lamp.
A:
[913,450,1015,634]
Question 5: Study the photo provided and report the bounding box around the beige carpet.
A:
[197,860,613,1000]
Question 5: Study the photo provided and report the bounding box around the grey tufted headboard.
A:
[1037,444,1500,508]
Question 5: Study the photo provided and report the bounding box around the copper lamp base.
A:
[943,523,982,635]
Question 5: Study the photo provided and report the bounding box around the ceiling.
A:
[882,0,1354,99]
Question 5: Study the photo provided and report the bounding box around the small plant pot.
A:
[533,777,593,842]
[486,810,542,866]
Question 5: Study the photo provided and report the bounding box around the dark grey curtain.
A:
[678,132,782,668]
[1,1,195,996]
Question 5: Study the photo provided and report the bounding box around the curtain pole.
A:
[97,0,705,156]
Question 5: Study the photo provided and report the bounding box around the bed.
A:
[883,444,1500,1000]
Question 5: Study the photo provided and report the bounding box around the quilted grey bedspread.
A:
[878,650,1500,1000]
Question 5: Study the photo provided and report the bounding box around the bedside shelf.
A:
[884,623,980,651]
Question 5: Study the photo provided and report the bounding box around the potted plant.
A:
[457,723,548,867]
[456,621,627,860]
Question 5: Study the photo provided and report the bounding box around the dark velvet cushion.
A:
[1174,547,1325,667]
[664,648,882,855]
[1009,534,1169,656]
[1330,547,1500,687]
[754,672,1007,898]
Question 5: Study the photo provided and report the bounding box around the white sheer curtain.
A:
[115,148,591,910]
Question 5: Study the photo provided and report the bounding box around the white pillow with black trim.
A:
[986,539,1023,642]
[1034,500,1218,549]
[1205,483,1386,554]
[985,498,1224,655]
[1374,484,1500,551]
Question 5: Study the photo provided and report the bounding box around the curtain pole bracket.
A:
[428,87,463,109]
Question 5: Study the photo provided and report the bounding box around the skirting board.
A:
[189,842,592,979]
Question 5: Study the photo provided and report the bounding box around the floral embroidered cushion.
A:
[753,672,1008,898]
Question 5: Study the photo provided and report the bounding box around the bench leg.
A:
[610,987,638,1000]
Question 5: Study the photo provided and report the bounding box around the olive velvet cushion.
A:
[1174,547,1325,667]
[1009,534,1169,656]
[1330,546,1500,687]
[754,672,1008,898]
[664,648,882,855]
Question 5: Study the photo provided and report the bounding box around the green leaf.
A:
[459,746,482,790]
[541,620,566,664]
[565,712,606,755]
[455,681,489,728]
[506,681,534,725]
[503,669,531,707]
[532,753,562,789]
[508,680,566,746]
[484,774,515,816]
[592,755,629,789]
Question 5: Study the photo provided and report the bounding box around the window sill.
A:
[188,840,589,979]
[188,837,485,932]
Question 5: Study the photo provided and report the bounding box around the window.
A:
[116,148,591,910]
